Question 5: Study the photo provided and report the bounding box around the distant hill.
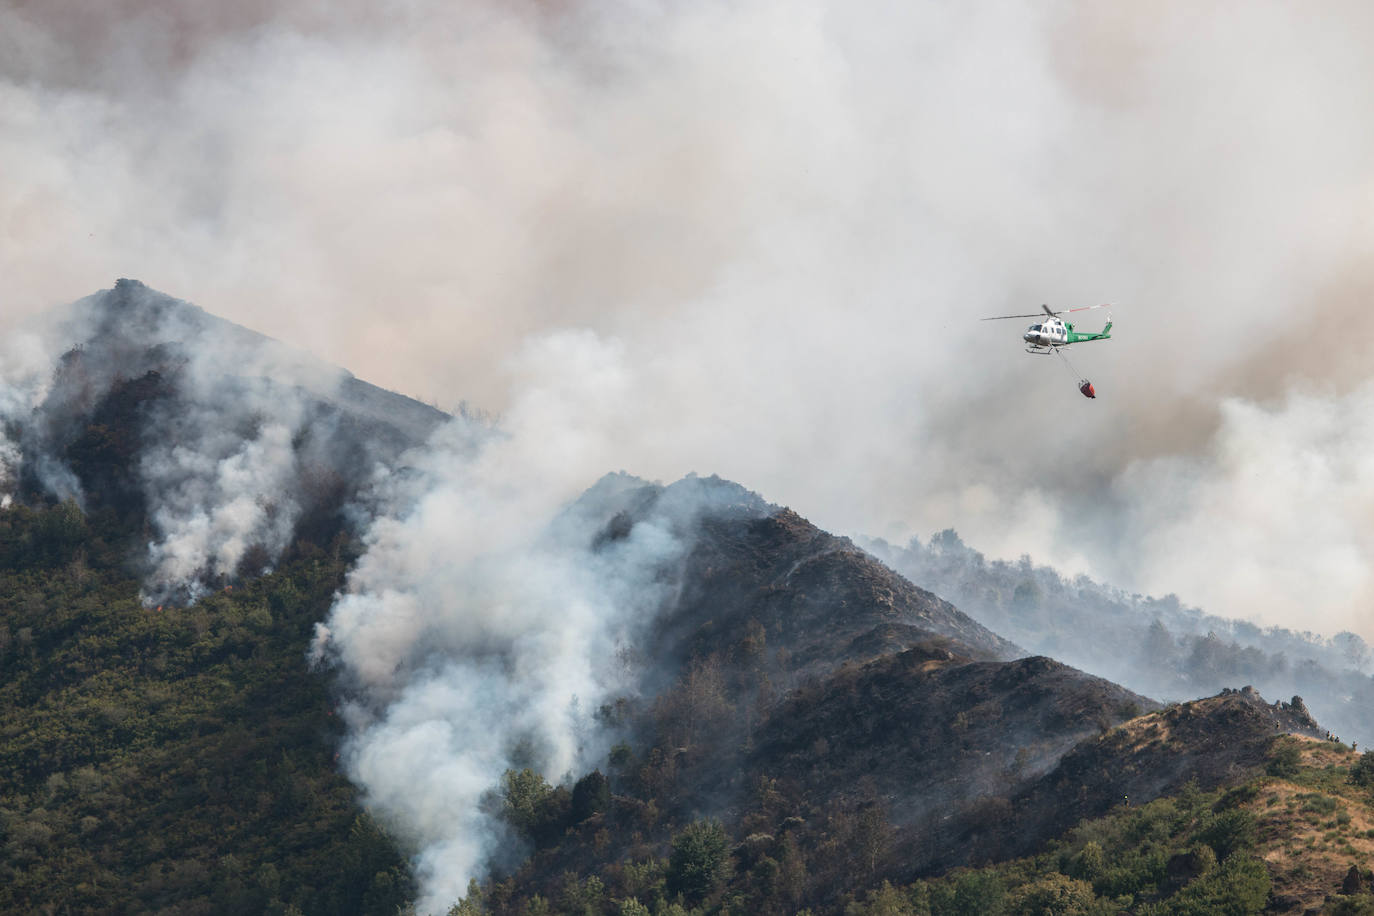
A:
[865,530,1374,750]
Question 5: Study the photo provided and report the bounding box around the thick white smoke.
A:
[140,410,304,602]
[0,282,369,604]
[127,303,350,603]
[310,330,720,912]
[0,329,55,506]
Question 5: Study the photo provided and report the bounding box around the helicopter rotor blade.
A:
[982,303,1114,321]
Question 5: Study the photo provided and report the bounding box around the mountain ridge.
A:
[0,282,1364,915]
[6,279,454,602]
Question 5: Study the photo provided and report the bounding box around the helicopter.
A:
[982,304,1113,398]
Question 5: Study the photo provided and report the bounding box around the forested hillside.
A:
[6,481,1373,913]
[0,503,411,914]
[3,283,1368,915]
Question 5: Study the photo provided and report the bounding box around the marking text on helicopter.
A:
[982,304,1113,398]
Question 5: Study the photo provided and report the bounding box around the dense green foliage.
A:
[1350,752,1374,789]
[914,782,1272,916]
[0,502,410,914]
[666,820,729,904]
[1269,740,1304,778]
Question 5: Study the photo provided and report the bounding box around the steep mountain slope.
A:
[2,284,1360,915]
[748,650,1157,875]
[24,279,448,486]
[479,674,1350,914]
[609,476,1021,674]
[1256,737,1374,913]
[1005,689,1322,861]
[464,479,1348,913]
[901,723,1374,916]
[63,278,447,445]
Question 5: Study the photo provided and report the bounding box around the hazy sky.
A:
[5,0,1374,638]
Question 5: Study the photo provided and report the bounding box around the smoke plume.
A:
[309,367,754,911]
[0,280,443,604]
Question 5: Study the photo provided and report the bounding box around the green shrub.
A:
[1350,752,1374,788]
[1300,794,1339,816]
[1007,873,1100,916]
[571,769,610,822]
[931,871,1005,916]
[1156,854,1270,915]
[1326,895,1374,915]
[667,819,729,904]
[1196,809,1257,861]
[1267,741,1302,778]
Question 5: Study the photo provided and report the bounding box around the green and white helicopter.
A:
[983,304,1113,398]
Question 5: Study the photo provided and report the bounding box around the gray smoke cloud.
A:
[1112,382,1374,628]
[6,1,1374,641]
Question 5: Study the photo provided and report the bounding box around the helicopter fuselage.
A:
[1024,318,1068,349]
[1022,317,1112,353]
